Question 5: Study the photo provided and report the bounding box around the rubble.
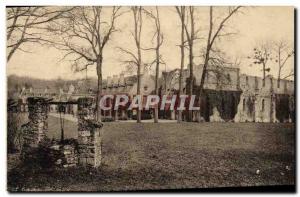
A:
[49,141,78,168]
[209,107,224,122]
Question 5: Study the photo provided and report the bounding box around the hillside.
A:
[7,75,98,93]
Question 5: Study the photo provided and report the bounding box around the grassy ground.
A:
[8,116,295,191]
[46,115,78,140]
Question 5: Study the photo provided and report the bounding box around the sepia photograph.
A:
[6,4,295,192]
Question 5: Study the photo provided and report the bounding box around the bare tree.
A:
[198,6,242,121]
[175,6,186,123]
[184,6,196,122]
[248,41,272,87]
[118,6,143,123]
[273,40,294,87]
[208,48,238,89]
[142,7,164,123]
[6,6,73,62]
[176,6,199,122]
[48,6,122,121]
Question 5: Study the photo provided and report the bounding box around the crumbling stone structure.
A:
[49,141,78,168]
[21,97,48,159]
[20,97,103,168]
[77,97,103,167]
[161,64,294,123]
[235,75,294,123]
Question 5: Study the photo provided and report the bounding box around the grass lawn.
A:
[8,116,295,191]
[46,115,78,140]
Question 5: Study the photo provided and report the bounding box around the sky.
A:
[7,6,294,81]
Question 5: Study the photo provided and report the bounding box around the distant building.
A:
[162,64,294,123]
[10,64,294,123]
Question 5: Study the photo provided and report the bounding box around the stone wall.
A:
[235,75,294,123]
[199,89,241,122]
[49,141,78,168]
[77,97,103,167]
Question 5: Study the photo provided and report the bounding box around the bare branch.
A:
[6,6,74,61]
[117,47,139,63]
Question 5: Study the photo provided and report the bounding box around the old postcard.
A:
[6,6,295,192]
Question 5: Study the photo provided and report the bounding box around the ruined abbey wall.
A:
[234,75,294,123]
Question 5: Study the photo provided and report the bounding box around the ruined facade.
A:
[162,64,294,123]
[235,74,294,123]
[12,64,294,123]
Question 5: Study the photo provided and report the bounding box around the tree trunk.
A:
[137,70,141,123]
[154,17,160,123]
[96,57,102,122]
[263,62,266,87]
[188,7,194,122]
[188,45,194,122]
[154,47,159,123]
[137,53,142,123]
[96,57,103,161]
[277,49,281,88]
[197,50,210,122]
[197,7,213,123]
[277,70,281,88]
[135,7,142,123]
[177,6,185,123]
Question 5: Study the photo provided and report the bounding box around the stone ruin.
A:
[209,107,225,122]
[49,140,78,168]
[21,97,48,160]
[20,97,103,168]
[77,97,103,167]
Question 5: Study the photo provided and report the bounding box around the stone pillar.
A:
[77,97,103,167]
[22,97,48,158]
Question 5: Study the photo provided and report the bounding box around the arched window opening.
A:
[262,99,265,112]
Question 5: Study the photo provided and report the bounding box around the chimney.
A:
[119,73,125,86]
